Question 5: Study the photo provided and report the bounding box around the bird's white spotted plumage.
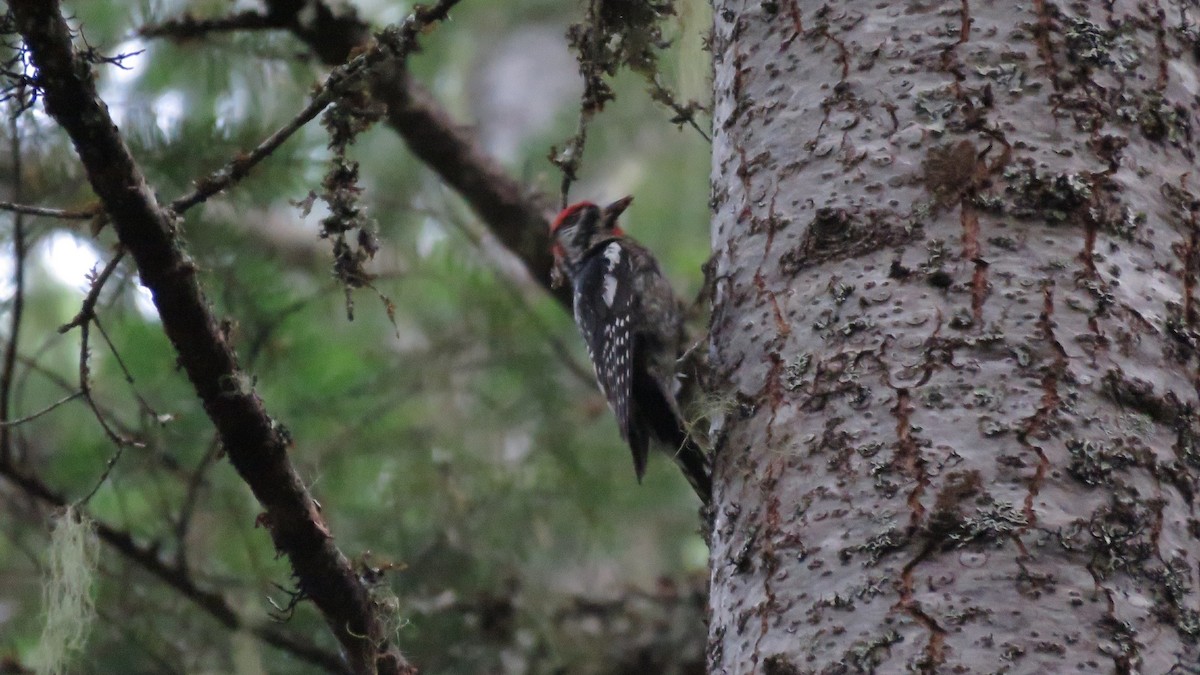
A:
[603,242,622,266]
[601,243,621,307]
[602,275,618,307]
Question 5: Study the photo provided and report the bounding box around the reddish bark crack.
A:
[1080,212,1098,275]
[892,388,927,526]
[820,27,851,82]
[736,147,755,223]
[763,188,780,258]
[958,0,971,44]
[1184,227,1198,328]
[1017,283,1065,529]
[781,0,805,49]
[750,462,785,669]
[760,351,785,446]
[898,543,948,672]
[1079,201,1105,338]
[891,380,946,670]
[1179,183,1200,328]
[754,271,791,339]
[1148,499,1164,552]
[1030,0,1064,98]
[961,199,987,325]
[728,40,748,130]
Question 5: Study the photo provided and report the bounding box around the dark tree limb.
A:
[8,2,458,672]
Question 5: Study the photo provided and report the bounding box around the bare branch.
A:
[0,200,95,219]
[644,75,711,143]
[0,391,82,427]
[168,83,341,214]
[92,314,161,418]
[59,251,125,333]
[54,251,144,498]
[11,351,141,443]
[75,316,142,504]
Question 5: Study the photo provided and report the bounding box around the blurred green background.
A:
[0,0,712,672]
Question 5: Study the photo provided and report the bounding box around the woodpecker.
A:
[551,197,712,504]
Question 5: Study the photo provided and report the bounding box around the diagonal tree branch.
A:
[171,0,570,307]
[368,66,567,306]
[9,2,458,672]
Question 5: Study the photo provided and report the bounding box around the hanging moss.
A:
[31,507,100,675]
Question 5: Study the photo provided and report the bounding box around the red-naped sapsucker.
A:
[550,197,712,504]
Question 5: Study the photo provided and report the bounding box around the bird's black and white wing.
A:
[571,240,650,478]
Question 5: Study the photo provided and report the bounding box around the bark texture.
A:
[708,1,1200,672]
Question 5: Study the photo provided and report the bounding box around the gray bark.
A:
[707,1,1200,672]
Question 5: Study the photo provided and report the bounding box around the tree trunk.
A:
[707,1,1200,672]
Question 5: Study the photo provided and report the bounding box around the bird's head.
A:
[550,196,632,281]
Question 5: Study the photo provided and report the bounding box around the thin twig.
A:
[1,103,27,463]
[76,316,142,505]
[12,351,141,441]
[267,582,310,622]
[168,94,338,214]
[557,121,590,209]
[174,435,221,570]
[646,76,711,143]
[0,392,83,427]
[59,251,125,333]
[0,200,96,219]
[92,314,161,418]
[53,253,144,505]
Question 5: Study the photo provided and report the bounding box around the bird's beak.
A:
[604,195,634,219]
